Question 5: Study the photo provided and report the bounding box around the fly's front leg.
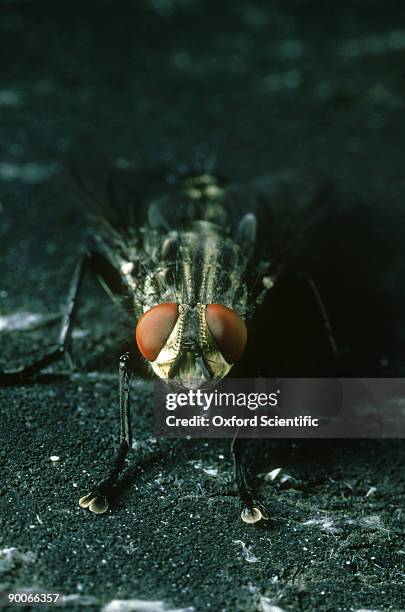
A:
[0,253,91,385]
[79,353,132,514]
[232,436,269,524]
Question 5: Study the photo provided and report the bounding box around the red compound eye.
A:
[136,303,179,361]
[205,304,247,364]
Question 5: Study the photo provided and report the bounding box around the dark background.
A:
[0,1,404,611]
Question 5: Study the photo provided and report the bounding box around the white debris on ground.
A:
[248,585,285,612]
[279,473,296,485]
[0,311,59,332]
[365,486,377,498]
[261,468,282,482]
[0,311,86,347]
[49,456,60,462]
[259,599,286,612]
[302,514,389,535]
[359,515,389,532]
[188,460,219,477]
[0,548,36,576]
[259,468,296,485]
[102,600,195,612]
[233,540,260,563]
[202,467,218,477]
[302,517,340,535]
[59,594,99,606]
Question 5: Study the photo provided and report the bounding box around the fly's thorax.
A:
[135,302,247,388]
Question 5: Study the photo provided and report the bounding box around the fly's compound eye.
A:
[136,303,179,361]
[205,304,247,364]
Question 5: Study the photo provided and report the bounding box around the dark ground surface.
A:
[1,1,405,611]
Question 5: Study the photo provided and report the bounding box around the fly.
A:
[0,163,338,524]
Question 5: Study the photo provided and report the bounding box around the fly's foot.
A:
[79,492,109,514]
[79,441,131,514]
[207,483,270,523]
[240,500,269,524]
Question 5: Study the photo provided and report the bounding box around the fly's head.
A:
[135,302,247,389]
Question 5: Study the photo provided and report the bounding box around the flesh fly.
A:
[0,162,334,522]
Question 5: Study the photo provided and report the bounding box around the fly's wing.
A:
[65,158,185,322]
[66,160,228,246]
[66,158,175,246]
[222,173,336,311]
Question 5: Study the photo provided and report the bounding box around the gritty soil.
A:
[1,1,405,611]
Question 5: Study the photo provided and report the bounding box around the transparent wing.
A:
[65,157,173,243]
[221,173,336,308]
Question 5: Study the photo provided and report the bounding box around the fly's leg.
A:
[231,436,269,524]
[0,254,90,385]
[79,353,132,514]
[301,274,341,367]
[0,250,133,514]
[0,250,127,385]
